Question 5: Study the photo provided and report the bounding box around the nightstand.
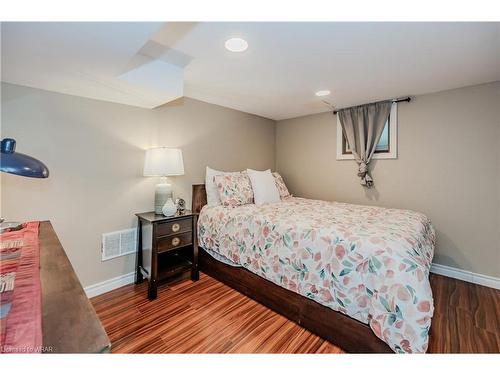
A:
[135,210,198,300]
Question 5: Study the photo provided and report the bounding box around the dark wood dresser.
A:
[40,221,110,353]
[135,211,199,300]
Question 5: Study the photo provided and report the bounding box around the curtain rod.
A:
[332,97,411,115]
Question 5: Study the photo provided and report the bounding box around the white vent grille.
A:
[101,228,137,261]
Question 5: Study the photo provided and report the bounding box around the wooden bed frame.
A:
[192,184,392,353]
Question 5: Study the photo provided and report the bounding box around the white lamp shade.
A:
[143,147,184,176]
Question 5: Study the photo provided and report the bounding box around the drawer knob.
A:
[172,223,180,232]
[171,237,180,246]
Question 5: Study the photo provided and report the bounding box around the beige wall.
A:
[276,82,500,278]
[2,81,499,286]
[0,83,275,287]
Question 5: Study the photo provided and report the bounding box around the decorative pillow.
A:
[247,169,280,205]
[272,172,292,199]
[214,172,254,207]
[205,166,241,206]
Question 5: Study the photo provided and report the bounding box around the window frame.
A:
[336,103,398,160]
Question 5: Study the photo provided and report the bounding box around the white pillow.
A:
[247,169,280,205]
[205,166,241,206]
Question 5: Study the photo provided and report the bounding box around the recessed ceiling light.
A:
[315,90,331,97]
[225,37,248,52]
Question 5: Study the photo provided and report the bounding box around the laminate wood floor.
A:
[91,273,500,353]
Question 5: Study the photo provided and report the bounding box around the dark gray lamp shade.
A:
[0,138,49,178]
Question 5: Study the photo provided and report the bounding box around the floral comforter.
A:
[198,198,435,353]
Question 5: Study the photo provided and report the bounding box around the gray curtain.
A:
[338,101,392,187]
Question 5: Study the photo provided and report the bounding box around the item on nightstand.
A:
[176,198,186,213]
[143,147,184,214]
[162,197,178,217]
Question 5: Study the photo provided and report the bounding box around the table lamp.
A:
[0,138,49,178]
[143,147,184,216]
[0,138,50,232]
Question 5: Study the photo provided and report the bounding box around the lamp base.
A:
[154,178,173,214]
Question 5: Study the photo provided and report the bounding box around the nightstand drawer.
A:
[157,232,193,253]
[136,210,198,300]
[156,218,192,237]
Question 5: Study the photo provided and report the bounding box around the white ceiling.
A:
[2,22,499,120]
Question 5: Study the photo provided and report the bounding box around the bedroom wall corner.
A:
[0,83,276,288]
[275,81,500,279]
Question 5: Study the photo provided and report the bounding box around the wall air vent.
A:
[101,228,137,261]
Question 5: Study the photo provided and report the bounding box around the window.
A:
[336,103,398,160]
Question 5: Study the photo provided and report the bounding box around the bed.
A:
[192,184,435,353]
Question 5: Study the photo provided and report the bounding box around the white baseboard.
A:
[430,263,500,290]
[84,271,136,298]
[83,263,499,298]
